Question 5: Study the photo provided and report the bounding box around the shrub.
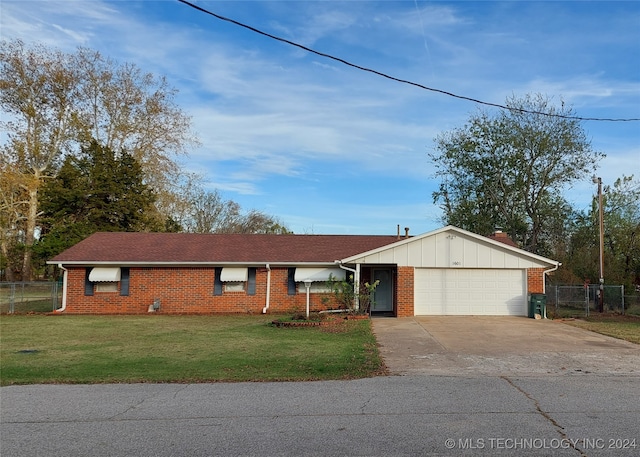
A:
[325,274,380,314]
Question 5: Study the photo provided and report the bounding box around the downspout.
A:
[542,262,561,319]
[542,262,561,293]
[55,264,68,313]
[262,264,271,314]
[336,261,360,311]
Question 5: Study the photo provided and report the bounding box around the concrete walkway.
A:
[371,316,640,376]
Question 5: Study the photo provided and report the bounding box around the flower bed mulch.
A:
[272,314,369,328]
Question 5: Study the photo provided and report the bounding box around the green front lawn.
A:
[0,315,386,385]
[563,314,640,345]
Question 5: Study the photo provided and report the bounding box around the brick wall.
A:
[63,265,546,315]
[64,267,337,314]
[526,268,546,294]
[396,266,414,317]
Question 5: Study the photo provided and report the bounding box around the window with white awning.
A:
[294,267,347,293]
[89,267,121,282]
[220,267,248,282]
[219,267,249,292]
[294,268,346,282]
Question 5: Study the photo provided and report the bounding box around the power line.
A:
[178,0,640,123]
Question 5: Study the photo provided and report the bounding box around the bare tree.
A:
[180,187,291,234]
[229,209,292,234]
[72,48,198,213]
[0,160,29,281]
[1,40,81,279]
[185,189,241,234]
[1,39,198,278]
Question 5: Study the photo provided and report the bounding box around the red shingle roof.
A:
[49,232,401,264]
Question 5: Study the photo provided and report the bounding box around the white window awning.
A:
[294,267,346,282]
[89,267,121,282]
[220,267,248,282]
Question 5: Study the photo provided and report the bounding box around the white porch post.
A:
[304,279,312,319]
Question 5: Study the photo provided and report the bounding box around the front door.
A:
[372,268,393,312]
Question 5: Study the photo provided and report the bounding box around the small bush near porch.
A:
[0,315,386,386]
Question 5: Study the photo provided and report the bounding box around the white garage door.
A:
[414,269,526,316]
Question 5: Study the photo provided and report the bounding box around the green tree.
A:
[35,141,157,264]
[563,210,599,284]
[567,175,640,289]
[430,93,603,255]
[602,176,640,289]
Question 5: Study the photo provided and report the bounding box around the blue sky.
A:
[2,1,639,235]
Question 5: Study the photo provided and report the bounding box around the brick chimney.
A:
[487,229,518,248]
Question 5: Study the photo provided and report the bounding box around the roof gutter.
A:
[55,264,68,313]
[262,264,271,314]
[543,262,561,294]
[45,261,337,268]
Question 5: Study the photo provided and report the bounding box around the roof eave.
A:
[47,260,341,267]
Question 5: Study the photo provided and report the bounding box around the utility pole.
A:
[592,176,604,313]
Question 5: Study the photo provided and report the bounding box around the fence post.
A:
[51,281,58,311]
[9,283,16,314]
[621,285,625,315]
[584,283,589,317]
[584,284,591,317]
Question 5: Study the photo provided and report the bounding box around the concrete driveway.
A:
[372,316,640,376]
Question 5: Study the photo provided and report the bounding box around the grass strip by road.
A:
[563,315,640,345]
[0,315,386,385]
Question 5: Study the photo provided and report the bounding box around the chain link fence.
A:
[0,282,61,314]
[623,293,640,316]
[546,284,638,318]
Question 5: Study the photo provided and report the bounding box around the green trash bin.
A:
[529,294,546,318]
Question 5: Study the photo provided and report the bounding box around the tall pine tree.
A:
[35,140,157,262]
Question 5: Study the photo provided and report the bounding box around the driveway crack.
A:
[501,376,587,457]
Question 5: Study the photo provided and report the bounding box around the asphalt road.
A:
[2,374,639,456]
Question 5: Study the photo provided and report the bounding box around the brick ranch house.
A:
[48,225,560,317]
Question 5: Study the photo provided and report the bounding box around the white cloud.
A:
[1,0,122,48]
[2,0,638,234]
[523,77,640,106]
[50,23,90,43]
[384,3,466,32]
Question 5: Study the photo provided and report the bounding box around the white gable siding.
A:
[477,243,492,268]
[347,229,553,269]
